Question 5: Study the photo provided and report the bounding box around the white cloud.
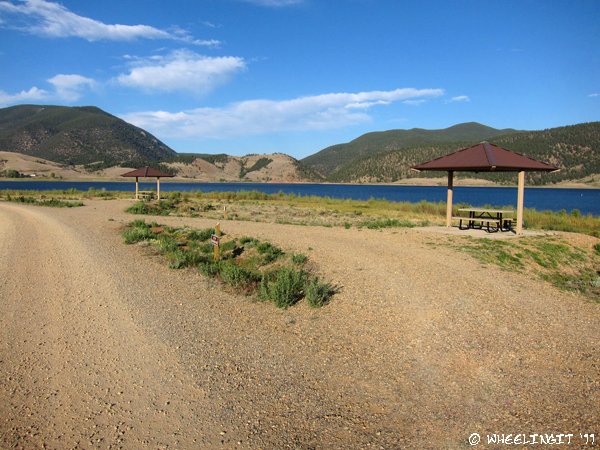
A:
[0,73,94,106]
[116,49,246,94]
[449,95,470,102]
[589,93,599,97]
[403,100,425,106]
[0,86,48,106]
[47,74,95,101]
[0,0,219,45]
[121,88,444,139]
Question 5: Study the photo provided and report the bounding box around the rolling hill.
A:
[325,122,600,186]
[302,122,523,177]
[0,104,176,165]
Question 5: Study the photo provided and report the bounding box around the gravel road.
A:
[1,200,599,449]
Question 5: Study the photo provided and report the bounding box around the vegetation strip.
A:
[431,235,600,301]
[122,219,337,309]
[2,187,598,236]
[4,193,83,207]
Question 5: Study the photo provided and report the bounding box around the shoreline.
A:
[1,176,600,189]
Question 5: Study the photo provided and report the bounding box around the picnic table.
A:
[137,191,155,200]
[453,208,515,232]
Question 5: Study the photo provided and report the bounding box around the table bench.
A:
[137,191,155,199]
[454,208,515,233]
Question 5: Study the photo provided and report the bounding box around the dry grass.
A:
[2,187,599,235]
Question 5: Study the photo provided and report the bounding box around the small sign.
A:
[211,234,220,246]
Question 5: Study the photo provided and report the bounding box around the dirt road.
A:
[1,200,599,449]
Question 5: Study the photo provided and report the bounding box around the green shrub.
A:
[218,261,258,289]
[291,252,308,265]
[240,236,259,247]
[257,242,274,254]
[304,277,338,308]
[257,242,283,263]
[260,268,306,309]
[220,240,237,252]
[166,250,205,269]
[123,227,156,244]
[187,228,214,241]
[198,261,219,277]
[127,218,150,229]
[344,222,352,229]
[197,242,214,254]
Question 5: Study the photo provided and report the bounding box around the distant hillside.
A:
[325,122,600,186]
[0,150,325,183]
[161,153,323,183]
[302,122,522,177]
[0,104,176,165]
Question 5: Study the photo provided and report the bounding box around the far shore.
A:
[1,175,599,189]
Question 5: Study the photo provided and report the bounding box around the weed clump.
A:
[121,221,336,308]
[260,268,307,309]
[305,277,338,308]
[6,195,83,207]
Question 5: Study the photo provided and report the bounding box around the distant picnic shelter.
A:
[120,166,174,200]
[411,142,559,235]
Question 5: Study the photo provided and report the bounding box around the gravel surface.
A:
[1,199,599,449]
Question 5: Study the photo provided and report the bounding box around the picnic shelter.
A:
[120,166,174,200]
[411,142,559,235]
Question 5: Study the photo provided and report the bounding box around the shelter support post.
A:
[446,171,454,227]
[157,177,161,200]
[135,176,139,200]
[516,170,525,235]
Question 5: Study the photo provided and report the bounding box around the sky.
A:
[0,0,598,159]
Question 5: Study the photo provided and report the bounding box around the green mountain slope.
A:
[325,122,600,186]
[302,122,522,177]
[0,104,176,165]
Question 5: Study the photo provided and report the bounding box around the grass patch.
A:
[450,235,600,301]
[3,187,598,236]
[121,220,335,308]
[5,193,83,207]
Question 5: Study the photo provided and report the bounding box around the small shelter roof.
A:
[411,142,559,173]
[120,166,175,178]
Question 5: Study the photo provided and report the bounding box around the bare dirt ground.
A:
[1,199,599,449]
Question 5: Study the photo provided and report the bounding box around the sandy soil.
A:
[1,199,599,449]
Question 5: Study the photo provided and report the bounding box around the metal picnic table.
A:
[455,208,516,232]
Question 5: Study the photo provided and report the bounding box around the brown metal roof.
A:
[411,142,560,173]
[120,166,175,178]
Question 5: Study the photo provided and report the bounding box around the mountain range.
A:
[0,104,598,186]
[322,122,600,186]
[301,122,523,177]
[0,104,175,165]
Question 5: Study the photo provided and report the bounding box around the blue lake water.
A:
[1,180,599,217]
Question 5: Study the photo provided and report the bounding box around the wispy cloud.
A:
[448,95,470,102]
[121,88,444,139]
[0,0,219,45]
[48,74,95,101]
[115,49,246,94]
[589,93,599,97]
[403,100,425,106]
[0,86,48,107]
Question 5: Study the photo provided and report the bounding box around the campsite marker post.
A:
[213,222,221,261]
[224,206,228,219]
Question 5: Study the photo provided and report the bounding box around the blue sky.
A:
[0,0,598,159]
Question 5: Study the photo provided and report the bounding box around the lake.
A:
[1,180,599,217]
